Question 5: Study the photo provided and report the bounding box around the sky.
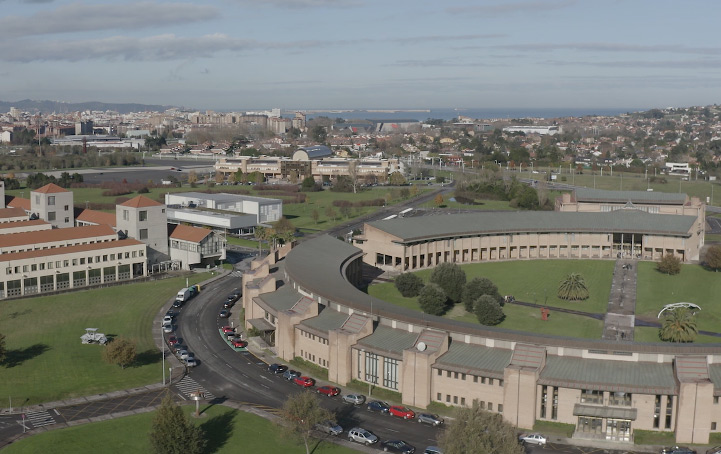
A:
[0,0,720,111]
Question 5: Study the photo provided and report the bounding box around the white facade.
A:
[30,184,75,229]
[165,192,282,225]
[0,130,11,143]
[116,196,169,259]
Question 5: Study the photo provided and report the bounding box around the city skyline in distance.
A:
[1,0,720,112]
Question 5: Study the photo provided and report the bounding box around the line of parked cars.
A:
[163,310,197,367]
[266,363,442,454]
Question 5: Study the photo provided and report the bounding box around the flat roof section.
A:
[255,285,303,312]
[356,325,418,358]
[167,192,281,205]
[300,308,349,335]
[366,210,697,243]
[435,341,512,378]
[574,188,688,205]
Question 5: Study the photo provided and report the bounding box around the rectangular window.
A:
[65,217,69,223]
[123,210,129,221]
[481,377,486,384]
[56,261,61,268]
[480,401,485,409]
[47,211,56,221]
[489,378,494,385]
[498,379,503,386]
[72,259,78,266]
[715,396,719,405]
[48,196,55,205]
[365,352,378,384]
[80,258,85,265]
[23,265,28,272]
[498,404,503,413]
[437,369,441,376]
[108,254,113,261]
[713,422,717,431]
[446,371,451,378]
[446,395,450,403]
[88,257,93,264]
[139,211,147,221]
[454,372,459,379]
[462,373,466,381]
[5,267,11,275]
[31,264,37,271]
[488,403,493,411]
[139,229,148,240]
[453,396,458,404]
[64,205,69,211]
[383,357,398,390]
[437,393,441,401]
[473,376,478,383]
[64,260,69,267]
[357,351,362,379]
[48,262,53,269]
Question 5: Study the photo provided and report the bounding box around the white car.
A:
[162,322,173,333]
[519,433,547,446]
[178,349,190,360]
[184,357,197,367]
[162,315,173,325]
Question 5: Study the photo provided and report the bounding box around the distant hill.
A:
[0,99,177,115]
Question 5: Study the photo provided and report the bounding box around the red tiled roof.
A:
[0,224,116,249]
[119,195,163,208]
[33,183,69,194]
[169,224,212,243]
[7,197,30,211]
[0,207,27,220]
[0,238,144,263]
[76,209,117,227]
[0,219,50,230]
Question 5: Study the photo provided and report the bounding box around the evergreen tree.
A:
[429,262,466,304]
[418,283,448,316]
[438,400,523,454]
[149,392,206,454]
[474,295,504,326]
[394,272,425,297]
[462,277,502,312]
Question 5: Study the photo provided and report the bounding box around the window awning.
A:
[573,404,637,421]
[247,318,275,332]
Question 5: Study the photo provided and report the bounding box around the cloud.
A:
[0,33,322,62]
[388,58,506,68]
[501,42,721,56]
[0,2,218,39]
[232,0,359,8]
[447,0,576,16]
[542,58,721,69]
[392,34,504,44]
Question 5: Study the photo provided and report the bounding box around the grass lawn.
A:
[0,274,208,406]
[2,404,359,454]
[226,236,267,250]
[635,261,721,335]
[368,260,610,339]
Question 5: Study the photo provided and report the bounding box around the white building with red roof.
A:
[116,195,169,260]
[31,183,74,229]
[168,224,226,270]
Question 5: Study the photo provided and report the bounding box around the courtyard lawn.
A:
[0,274,207,406]
[635,261,721,335]
[634,327,721,344]
[2,404,359,454]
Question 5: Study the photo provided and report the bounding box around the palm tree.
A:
[557,273,589,301]
[659,307,698,343]
[255,226,268,255]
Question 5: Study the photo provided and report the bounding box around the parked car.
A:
[518,433,547,446]
[423,447,442,454]
[417,413,444,426]
[162,315,173,324]
[347,427,378,445]
[172,299,183,308]
[167,336,179,346]
[706,447,721,454]
[221,326,235,334]
[184,357,197,367]
[389,405,415,420]
[227,289,241,302]
[177,350,191,360]
[315,420,342,436]
[230,339,247,348]
[283,369,301,381]
[661,447,696,454]
[342,394,366,405]
[162,322,174,333]
[380,440,415,453]
[316,386,341,397]
[268,363,287,374]
[367,400,390,413]
[223,300,235,309]
[293,376,315,388]
[219,309,230,318]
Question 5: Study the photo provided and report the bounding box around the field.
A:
[0,274,207,405]
[1,404,359,454]
[368,260,613,339]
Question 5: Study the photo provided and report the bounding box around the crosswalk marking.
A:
[229,270,243,278]
[174,376,215,400]
[23,410,56,428]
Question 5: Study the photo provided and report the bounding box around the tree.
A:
[394,272,424,297]
[705,244,721,271]
[438,400,524,454]
[214,170,225,184]
[557,273,589,301]
[311,209,320,224]
[311,125,327,143]
[340,205,352,218]
[301,176,319,192]
[418,283,448,316]
[102,336,137,369]
[255,226,268,254]
[429,262,466,304]
[388,171,407,186]
[659,307,698,343]
[149,392,206,454]
[474,295,504,326]
[279,391,333,454]
[657,253,681,275]
[273,216,295,236]
[325,206,337,221]
[434,194,444,207]
[462,277,502,312]
[187,170,198,186]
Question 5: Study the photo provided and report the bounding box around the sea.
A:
[289,107,639,122]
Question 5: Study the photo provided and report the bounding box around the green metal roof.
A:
[255,285,301,312]
[538,356,677,394]
[300,308,349,335]
[574,188,687,204]
[709,364,721,396]
[435,341,512,376]
[367,210,696,243]
[356,325,418,358]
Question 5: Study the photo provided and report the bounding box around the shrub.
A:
[418,283,448,316]
[657,253,681,275]
[430,262,466,304]
[474,295,504,326]
[394,273,424,297]
[462,277,502,312]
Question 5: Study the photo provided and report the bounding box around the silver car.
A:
[417,413,444,426]
[342,394,366,405]
[315,420,342,436]
[348,427,377,445]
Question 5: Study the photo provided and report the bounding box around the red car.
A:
[168,336,179,346]
[221,326,235,334]
[316,386,341,397]
[389,406,415,420]
[231,339,248,348]
[293,376,315,388]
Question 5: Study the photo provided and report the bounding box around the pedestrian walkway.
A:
[174,376,216,401]
[22,410,56,429]
[603,260,637,341]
